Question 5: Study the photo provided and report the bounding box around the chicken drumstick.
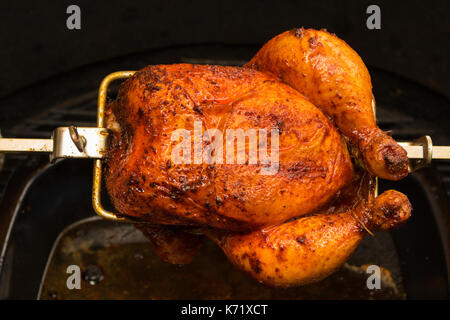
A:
[246,28,409,180]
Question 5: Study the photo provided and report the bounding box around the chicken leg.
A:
[246,28,409,181]
[208,190,411,287]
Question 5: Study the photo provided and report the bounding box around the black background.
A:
[0,0,449,101]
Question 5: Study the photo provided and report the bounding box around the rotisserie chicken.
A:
[104,28,411,287]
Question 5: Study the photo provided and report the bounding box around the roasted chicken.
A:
[104,28,411,286]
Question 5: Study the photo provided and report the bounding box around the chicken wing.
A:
[134,224,205,265]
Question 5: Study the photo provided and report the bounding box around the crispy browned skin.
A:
[209,189,411,287]
[105,64,353,231]
[246,28,408,180]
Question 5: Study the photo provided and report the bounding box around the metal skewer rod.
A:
[0,126,108,162]
[0,131,449,163]
[398,135,450,172]
[399,144,450,160]
[0,138,53,153]
[432,146,450,159]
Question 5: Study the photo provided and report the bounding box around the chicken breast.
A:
[104,64,353,231]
